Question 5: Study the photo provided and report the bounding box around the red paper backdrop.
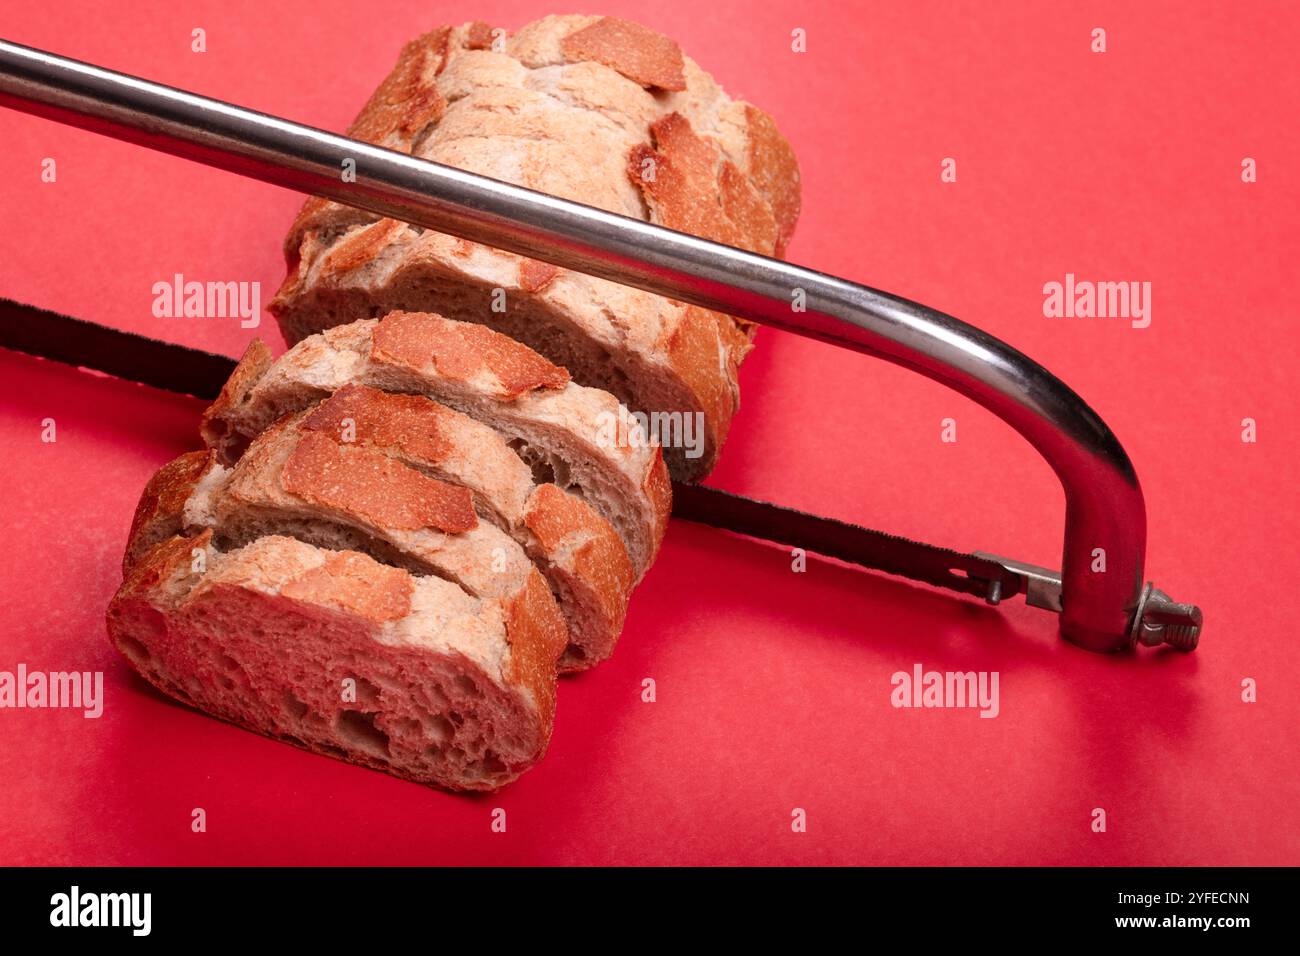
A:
[1,0,1296,865]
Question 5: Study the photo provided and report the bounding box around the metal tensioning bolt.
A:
[1130,584,1203,651]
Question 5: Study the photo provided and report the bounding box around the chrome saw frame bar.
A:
[0,38,1201,651]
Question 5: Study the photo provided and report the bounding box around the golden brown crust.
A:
[320,219,411,276]
[654,307,741,467]
[279,28,451,264]
[560,16,687,91]
[279,550,413,623]
[292,382,637,669]
[630,112,777,255]
[346,28,450,150]
[280,432,478,534]
[518,258,561,294]
[117,528,212,603]
[278,21,506,269]
[300,384,456,466]
[639,450,674,555]
[525,483,632,644]
[281,200,377,271]
[199,314,667,583]
[461,20,498,52]
[366,312,669,575]
[199,340,274,453]
[503,569,568,724]
[123,450,216,574]
[742,104,802,258]
[371,310,572,399]
[629,111,778,414]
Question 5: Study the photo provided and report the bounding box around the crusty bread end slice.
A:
[108,532,564,791]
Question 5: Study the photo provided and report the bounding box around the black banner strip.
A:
[0,866,1278,941]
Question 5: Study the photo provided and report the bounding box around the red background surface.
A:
[1,1,1297,865]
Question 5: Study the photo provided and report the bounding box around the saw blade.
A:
[0,296,1025,604]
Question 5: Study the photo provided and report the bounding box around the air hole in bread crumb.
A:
[125,605,167,643]
[507,438,560,486]
[283,692,309,720]
[454,675,481,698]
[336,710,390,757]
[353,676,382,707]
[218,654,240,671]
[471,754,507,778]
[226,432,253,461]
[118,636,151,665]
[391,716,420,737]
[428,715,454,745]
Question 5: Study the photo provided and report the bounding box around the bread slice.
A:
[201,312,671,582]
[217,415,547,605]
[123,449,215,573]
[268,15,801,481]
[151,385,635,669]
[108,531,564,791]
